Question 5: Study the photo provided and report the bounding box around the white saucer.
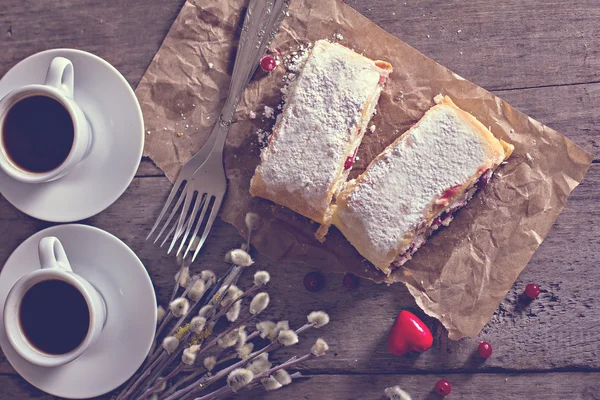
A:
[0,224,156,399]
[0,49,144,222]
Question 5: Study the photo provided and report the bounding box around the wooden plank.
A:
[347,0,600,91]
[2,0,600,93]
[493,83,600,161]
[0,371,599,399]
[2,165,599,375]
[0,0,186,88]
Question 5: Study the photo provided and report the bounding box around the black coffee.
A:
[2,95,74,173]
[19,279,90,355]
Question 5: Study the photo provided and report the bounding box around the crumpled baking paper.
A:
[135,0,593,339]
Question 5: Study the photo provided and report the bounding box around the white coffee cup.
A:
[3,236,106,367]
[0,56,92,183]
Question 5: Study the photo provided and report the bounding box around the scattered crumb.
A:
[510,129,515,134]
[355,156,360,161]
[369,124,376,133]
[285,11,290,17]
[427,34,430,38]
[457,29,462,34]
[146,130,151,134]
[208,62,214,69]
[177,132,184,137]
[392,12,396,16]
[156,116,159,118]
[183,117,186,120]
[257,129,271,148]
[441,313,445,318]
[249,111,257,119]
[393,129,399,135]
[263,105,275,119]
[163,127,167,131]
[185,124,189,128]
[192,104,196,107]
[207,116,211,120]
[526,153,534,162]
[459,51,463,55]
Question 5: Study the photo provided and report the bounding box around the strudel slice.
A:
[250,40,393,224]
[331,95,514,275]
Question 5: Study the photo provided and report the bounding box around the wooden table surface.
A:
[1,0,600,399]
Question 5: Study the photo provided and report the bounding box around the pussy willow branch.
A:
[193,355,311,400]
[194,313,256,360]
[121,352,167,400]
[169,323,314,400]
[133,266,245,399]
[141,328,260,400]
[154,268,254,385]
[161,331,259,399]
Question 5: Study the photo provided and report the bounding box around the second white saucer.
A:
[0,224,156,399]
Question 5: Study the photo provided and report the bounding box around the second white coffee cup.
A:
[3,236,106,367]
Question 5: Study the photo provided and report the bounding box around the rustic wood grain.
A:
[346,0,600,91]
[2,0,600,398]
[0,371,599,399]
[1,166,598,379]
[0,0,186,87]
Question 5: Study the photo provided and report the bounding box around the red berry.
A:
[342,273,359,289]
[478,341,492,358]
[344,156,354,170]
[525,283,540,299]
[435,379,451,396]
[260,56,277,72]
[303,272,324,292]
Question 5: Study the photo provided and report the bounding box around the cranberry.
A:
[344,156,355,170]
[342,273,359,289]
[478,341,493,358]
[434,379,451,396]
[303,272,325,292]
[525,283,540,299]
[344,148,358,170]
[260,56,277,72]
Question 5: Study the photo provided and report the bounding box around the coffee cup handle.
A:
[38,237,73,273]
[44,57,74,99]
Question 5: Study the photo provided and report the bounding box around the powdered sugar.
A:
[336,104,493,265]
[263,105,275,119]
[253,40,386,218]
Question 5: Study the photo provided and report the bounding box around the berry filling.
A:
[392,169,496,269]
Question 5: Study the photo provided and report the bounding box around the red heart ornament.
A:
[388,310,433,356]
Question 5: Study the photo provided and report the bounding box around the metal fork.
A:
[147,0,290,261]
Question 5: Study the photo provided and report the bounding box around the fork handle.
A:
[214,0,290,150]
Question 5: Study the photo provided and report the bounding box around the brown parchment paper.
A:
[135,0,593,339]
